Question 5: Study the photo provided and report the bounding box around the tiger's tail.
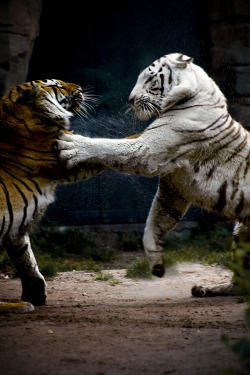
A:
[0,301,34,314]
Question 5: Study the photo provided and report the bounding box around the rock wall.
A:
[0,0,42,97]
[209,0,250,128]
[0,0,249,127]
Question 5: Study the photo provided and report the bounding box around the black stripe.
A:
[213,181,227,213]
[176,118,234,149]
[205,127,241,177]
[213,123,238,147]
[0,147,55,162]
[28,179,42,195]
[2,102,23,123]
[169,96,225,111]
[167,64,173,86]
[159,74,164,96]
[2,167,33,192]
[230,163,243,200]
[206,166,216,179]
[205,129,240,179]
[16,85,22,92]
[0,156,34,172]
[235,191,244,216]
[12,183,28,236]
[193,161,200,173]
[0,176,13,238]
[23,122,46,135]
[0,216,5,237]
[0,126,36,142]
[243,151,250,179]
[0,139,53,154]
[170,148,193,164]
[32,194,38,219]
[174,93,198,107]
[144,76,154,85]
[213,126,241,155]
[174,114,228,134]
[225,133,248,164]
[46,97,67,116]
[211,114,230,131]
[51,85,60,101]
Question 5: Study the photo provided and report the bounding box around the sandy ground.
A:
[0,260,250,375]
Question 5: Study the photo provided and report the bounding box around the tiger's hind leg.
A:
[143,177,190,277]
[192,221,250,297]
[3,234,46,306]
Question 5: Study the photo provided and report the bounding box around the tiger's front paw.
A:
[152,264,165,278]
[21,276,47,306]
[145,250,165,278]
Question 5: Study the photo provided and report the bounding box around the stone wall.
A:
[0,0,249,232]
[1,0,249,126]
[0,0,42,97]
[209,0,250,128]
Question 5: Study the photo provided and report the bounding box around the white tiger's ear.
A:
[168,53,193,68]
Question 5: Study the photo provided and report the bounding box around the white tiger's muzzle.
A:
[129,93,160,120]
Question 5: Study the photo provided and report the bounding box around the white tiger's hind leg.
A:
[3,234,46,306]
[143,177,190,277]
[192,221,250,297]
[191,280,240,297]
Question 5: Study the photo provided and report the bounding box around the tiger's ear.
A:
[168,53,194,68]
[176,54,193,64]
[14,89,33,104]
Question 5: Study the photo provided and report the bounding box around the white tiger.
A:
[57,53,250,296]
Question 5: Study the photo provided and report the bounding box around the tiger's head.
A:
[129,53,201,120]
[0,79,90,132]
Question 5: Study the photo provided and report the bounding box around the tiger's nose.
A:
[129,95,135,106]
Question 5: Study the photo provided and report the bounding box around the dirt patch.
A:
[0,262,249,375]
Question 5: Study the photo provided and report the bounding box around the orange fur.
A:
[0,79,102,311]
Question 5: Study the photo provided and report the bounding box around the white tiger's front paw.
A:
[145,250,165,278]
[55,133,88,169]
[57,144,79,169]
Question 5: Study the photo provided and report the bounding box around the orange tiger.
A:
[0,79,102,313]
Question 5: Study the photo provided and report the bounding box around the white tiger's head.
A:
[129,53,201,120]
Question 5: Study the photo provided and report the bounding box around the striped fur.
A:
[57,53,250,296]
[0,79,103,311]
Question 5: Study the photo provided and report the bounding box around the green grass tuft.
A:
[163,223,233,268]
[125,257,152,279]
[95,272,115,281]
[0,220,235,280]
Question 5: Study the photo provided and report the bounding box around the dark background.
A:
[26,0,213,225]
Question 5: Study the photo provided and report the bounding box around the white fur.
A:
[58,53,250,293]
